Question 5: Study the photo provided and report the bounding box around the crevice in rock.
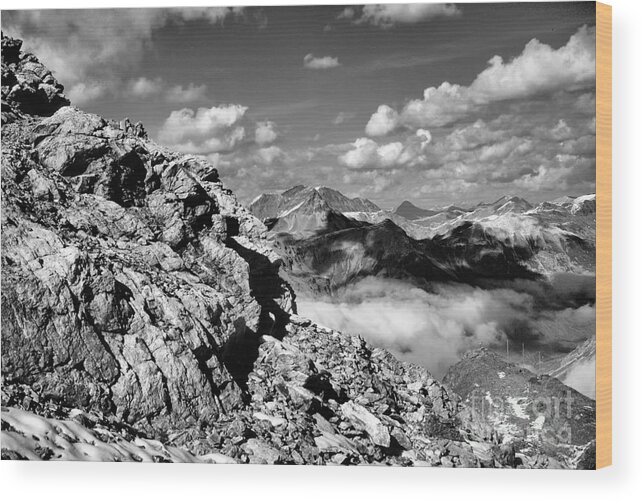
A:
[225,237,291,340]
[221,317,259,397]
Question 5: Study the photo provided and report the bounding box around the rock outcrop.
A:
[1,33,70,124]
[1,35,294,440]
[443,349,595,469]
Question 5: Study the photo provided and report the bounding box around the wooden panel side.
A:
[595,1,612,470]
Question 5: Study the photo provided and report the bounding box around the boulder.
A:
[340,401,390,448]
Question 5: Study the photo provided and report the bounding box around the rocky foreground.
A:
[1,34,594,467]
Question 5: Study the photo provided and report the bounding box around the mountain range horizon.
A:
[250,183,595,214]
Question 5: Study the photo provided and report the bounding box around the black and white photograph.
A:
[1,2,602,469]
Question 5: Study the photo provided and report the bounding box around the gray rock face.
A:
[1,34,70,123]
[443,348,596,468]
[1,37,294,437]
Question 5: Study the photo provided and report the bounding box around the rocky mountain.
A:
[269,198,595,297]
[0,34,594,467]
[273,219,458,295]
[443,349,595,468]
[248,185,380,240]
[251,181,595,283]
[394,200,439,220]
[250,185,379,221]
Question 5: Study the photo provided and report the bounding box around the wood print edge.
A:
[595,1,612,470]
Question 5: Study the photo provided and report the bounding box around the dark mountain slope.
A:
[394,200,439,220]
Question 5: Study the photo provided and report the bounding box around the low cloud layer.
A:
[298,276,595,378]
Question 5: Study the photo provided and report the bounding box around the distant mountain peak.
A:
[249,185,380,222]
[394,200,439,220]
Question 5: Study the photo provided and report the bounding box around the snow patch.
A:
[1,407,234,463]
[506,397,529,419]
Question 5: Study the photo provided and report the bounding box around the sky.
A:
[2,3,597,208]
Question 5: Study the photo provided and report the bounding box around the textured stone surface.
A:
[1,43,294,436]
[1,34,70,123]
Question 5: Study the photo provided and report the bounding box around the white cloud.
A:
[165,83,208,103]
[123,78,208,103]
[469,25,595,102]
[370,26,596,131]
[66,81,110,105]
[125,77,164,98]
[158,104,249,154]
[515,164,575,191]
[254,121,279,145]
[299,277,595,378]
[337,7,356,20]
[339,129,431,170]
[401,82,474,128]
[303,53,340,70]
[365,105,400,136]
[255,146,285,165]
[2,8,244,94]
[169,6,244,24]
[340,138,399,169]
[333,112,355,125]
[353,4,461,28]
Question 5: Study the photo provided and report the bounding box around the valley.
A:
[250,185,596,397]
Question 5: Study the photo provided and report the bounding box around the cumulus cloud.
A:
[158,104,249,154]
[66,81,110,105]
[365,105,400,136]
[342,4,461,28]
[471,26,595,101]
[1,8,244,96]
[368,26,596,131]
[395,106,595,199]
[254,121,279,145]
[333,112,355,125]
[125,77,164,98]
[339,129,431,170]
[165,83,208,103]
[303,53,341,70]
[299,277,595,377]
[122,78,208,103]
[255,146,286,165]
[515,164,576,191]
[337,7,356,20]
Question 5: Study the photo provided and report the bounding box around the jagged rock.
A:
[391,428,413,450]
[242,438,281,464]
[340,401,390,448]
[2,37,296,440]
[1,34,69,123]
[576,440,596,470]
[443,348,596,468]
